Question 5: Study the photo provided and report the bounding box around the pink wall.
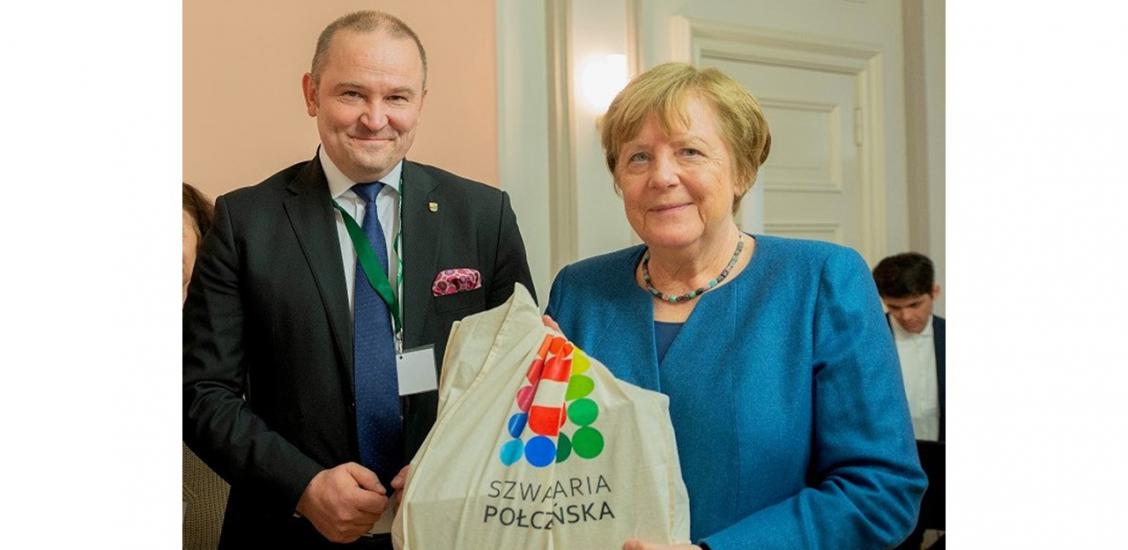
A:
[184,0,498,200]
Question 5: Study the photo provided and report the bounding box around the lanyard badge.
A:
[332,179,437,394]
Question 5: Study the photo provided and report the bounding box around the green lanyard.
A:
[332,178,405,337]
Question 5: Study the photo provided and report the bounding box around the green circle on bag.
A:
[556,432,572,462]
[565,375,594,400]
[572,426,604,459]
[568,398,599,426]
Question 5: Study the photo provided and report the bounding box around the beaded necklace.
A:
[641,235,745,304]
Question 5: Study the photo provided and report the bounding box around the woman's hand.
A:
[542,314,561,332]
[623,539,701,550]
[390,464,410,493]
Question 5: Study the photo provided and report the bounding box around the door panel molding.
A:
[758,98,843,193]
[764,222,844,244]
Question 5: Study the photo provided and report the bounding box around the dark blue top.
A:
[654,321,683,364]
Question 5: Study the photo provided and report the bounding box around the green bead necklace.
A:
[641,236,745,304]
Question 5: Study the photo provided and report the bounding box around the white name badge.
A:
[396,345,439,396]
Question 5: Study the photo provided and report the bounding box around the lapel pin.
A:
[428,202,439,213]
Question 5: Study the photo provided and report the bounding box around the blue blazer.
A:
[547,236,926,549]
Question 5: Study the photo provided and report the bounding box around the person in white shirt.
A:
[874,251,946,550]
[873,252,945,441]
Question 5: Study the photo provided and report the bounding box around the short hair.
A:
[601,62,771,211]
[183,182,214,243]
[873,252,935,298]
[310,10,428,87]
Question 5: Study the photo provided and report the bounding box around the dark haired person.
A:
[181,182,230,548]
[872,252,945,442]
[182,10,534,548]
[182,183,213,302]
[874,251,946,549]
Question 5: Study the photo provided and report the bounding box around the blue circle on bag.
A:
[499,439,524,466]
[507,412,528,438]
[524,435,556,467]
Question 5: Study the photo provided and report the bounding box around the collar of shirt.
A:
[890,313,934,340]
[319,146,404,201]
[319,146,404,321]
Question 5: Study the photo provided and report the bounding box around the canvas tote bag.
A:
[392,284,690,549]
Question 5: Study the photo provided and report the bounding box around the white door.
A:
[710,60,861,248]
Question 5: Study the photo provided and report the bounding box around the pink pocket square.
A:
[432,268,482,296]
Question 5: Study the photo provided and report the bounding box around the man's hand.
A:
[296,462,389,543]
[623,540,701,550]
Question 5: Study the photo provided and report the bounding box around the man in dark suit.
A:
[874,252,944,549]
[183,10,535,548]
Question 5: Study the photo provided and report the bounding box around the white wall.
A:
[923,0,945,316]
[497,0,637,302]
[569,0,636,260]
[902,0,945,315]
[497,0,553,303]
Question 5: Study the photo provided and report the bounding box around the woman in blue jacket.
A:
[545,63,926,550]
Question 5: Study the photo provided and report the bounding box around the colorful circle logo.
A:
[499,335,604,467]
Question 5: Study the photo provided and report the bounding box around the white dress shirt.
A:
[321,147,404,322]
[890,314,940,441]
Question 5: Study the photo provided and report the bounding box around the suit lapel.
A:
[283,157,353,387]
[400,160,442,347]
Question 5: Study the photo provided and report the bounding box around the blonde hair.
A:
[311,10,428,87]
[601,63,771,209]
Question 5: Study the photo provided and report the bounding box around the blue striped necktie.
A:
[351,182,403,491]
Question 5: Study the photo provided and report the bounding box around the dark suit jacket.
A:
[890,315,947,546]
[933,315,945,441]
[886,314,945,441]
[183,155,535,547]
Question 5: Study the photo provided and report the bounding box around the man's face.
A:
[882,285,939,334]
[302,29,426,183]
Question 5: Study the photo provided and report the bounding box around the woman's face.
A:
[183,210,199,303]
[615,95,737,252]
